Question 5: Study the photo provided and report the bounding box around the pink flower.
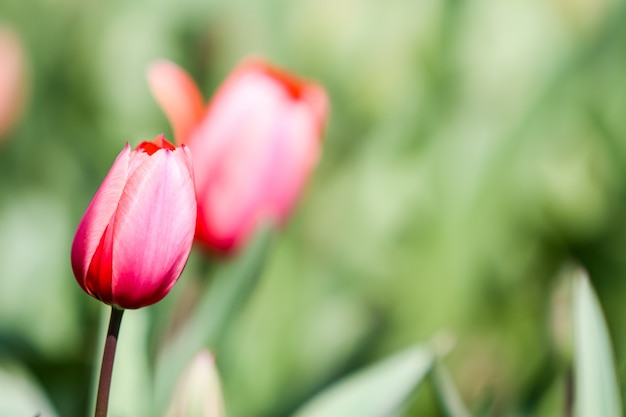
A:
[0,26,27,140]
[148,58,328,254]
[71,135,197,309]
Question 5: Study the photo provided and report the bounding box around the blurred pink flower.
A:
[71,135,196,309]
[0,26,27,139]
[148,58,328,254]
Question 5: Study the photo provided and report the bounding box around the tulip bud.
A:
[148,58,328,254]
[166,350,225,417]
[71,135,196,309]
[0,26,27,140]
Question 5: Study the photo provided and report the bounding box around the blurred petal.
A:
[150,57,328,254]
[148,60,205,145]
[300,83,329,137]
[191,69,287,251]
[0,26,27,139]
[264,101,322,220]
[248,58,329,135]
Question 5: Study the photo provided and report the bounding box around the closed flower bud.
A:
[71,135,196,309]
[148,58,328,254]
[166,350,225,417]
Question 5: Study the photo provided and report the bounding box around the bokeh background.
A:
[1,0,626,416]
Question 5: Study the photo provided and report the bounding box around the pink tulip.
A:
[71,135,197,309]
[148,58,328,254]
[0,26,27,140]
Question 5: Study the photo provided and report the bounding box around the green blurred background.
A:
[2,0,626,416]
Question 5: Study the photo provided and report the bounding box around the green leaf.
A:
[573,269,622,417]
[291,345,433,417]
[0,364,59,417]
[153,225,273,415]
[111,308,153,417]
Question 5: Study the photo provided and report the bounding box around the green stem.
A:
[94,307,124,417]
[564,367,573,417]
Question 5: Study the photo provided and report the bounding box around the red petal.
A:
[136,134,177,155]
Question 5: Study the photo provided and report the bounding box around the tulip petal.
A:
[236,62,327,220]
[155,57,329,254]
[300,83,329,136]
[147,60,205,145]
[248,59,329,132]
[263,102,321,220]
[110,148,196,308]
[191,70,289,251]
[71,145,131,293]
[84,224,114,303]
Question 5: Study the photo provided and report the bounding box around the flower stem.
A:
[94,307,124,417]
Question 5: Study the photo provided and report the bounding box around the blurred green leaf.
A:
[0,192,80,357]
[431,360,470,417]
[112,308,153,417]
[532,375,568,417]
[0,363,59,417]
[291,345,433,417]
[154,226,273,415]
[573,268,622,417]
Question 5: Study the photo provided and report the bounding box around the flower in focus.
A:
[71,135,196,309]
[0,26,27,140]
[166,350,225,417]
[148,58,328,254]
